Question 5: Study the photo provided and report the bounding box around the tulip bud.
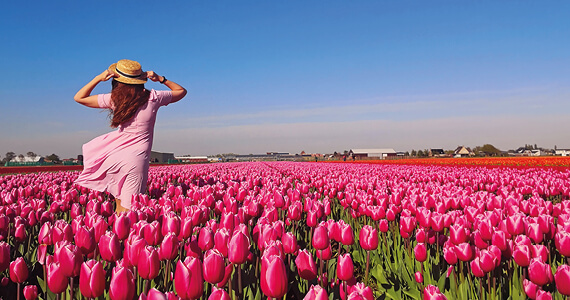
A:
[304,284,328,300]
[295,249,317,281]
[414,243,427,262]
[47,261,67,294]
[208,287,231,300]
[113,212,131,240]
[23,285,38,300]
[359,225,378,251]
[203,249,225,284]
[79,260,105,298]
[228,230,250,265]
[159,232,180,261]
[138,246,160,280]
[54,241,83,277]
[337,253,354,281]
[555,265,570,296]
[75,226,96,255]
[282,232,298,255]
[175,256,204,300]
[523,279,539,299]
[99,231,123,262]
[415,271,424,283]
[110,265,135,300]
[260,254,288,298]
[10,257,29,283]
[528,258,553,286]
[423,284,447,300]
[0,242,9,272]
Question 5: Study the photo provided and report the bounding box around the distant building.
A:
[429,149,446,157]
[150,151,175,163]
[348,149,397,160]
[174,156,209,163]
[11,155,44,163]
[454,146,474,158]
[555,149,570,156]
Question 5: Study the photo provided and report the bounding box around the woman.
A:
[74,59,187,212]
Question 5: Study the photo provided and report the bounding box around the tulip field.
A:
[2,160,570,300]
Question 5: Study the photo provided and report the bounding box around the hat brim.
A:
[108,63,147,85]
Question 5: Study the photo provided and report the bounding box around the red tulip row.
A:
[1,162,570,300]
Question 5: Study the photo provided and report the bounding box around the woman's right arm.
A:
[146,71,187,103]
[74,70,116,108]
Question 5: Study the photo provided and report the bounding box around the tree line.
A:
[1,152,61,164]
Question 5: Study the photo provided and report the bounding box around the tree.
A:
[411,149,417,157]
[46,154,61,164]
[4,152,15,163]
[27,151,37,158]
[478,144,502,156]
[417,150,425,157]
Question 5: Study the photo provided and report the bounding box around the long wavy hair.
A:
[109,80,150,128]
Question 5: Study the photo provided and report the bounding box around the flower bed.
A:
[1,161,570,299]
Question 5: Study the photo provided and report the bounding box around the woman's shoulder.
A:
[148,89,173,106]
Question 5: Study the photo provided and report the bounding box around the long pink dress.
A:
[75,89,172,209]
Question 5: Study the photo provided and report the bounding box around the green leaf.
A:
[384,286,401,300]
[403,288,421,299]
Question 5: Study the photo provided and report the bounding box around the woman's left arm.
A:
[74,70,116,108]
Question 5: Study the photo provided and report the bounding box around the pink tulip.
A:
[113,212,131,240]
[523,279,539,299]
[228,230,250,264]
[513,245,531,267]
[555,264,570,296]
[54,241,83,277]
[528,258,553,286]
[0,242,9,272]
[47,261,67,294]
[454,243,474,262]
[312,223,330,250]
[125,233,147,267]
[414,243,427,262]
[10,257,28,283]
[304,284,328,300]
[316,245,333,261]
[138,246,160,280]
[260,254,288,298]
[555,230,570,257]
[79,260,105,298]
[423,284,447,300]
[23,285,38,300]
[282,232,298,254]
[109,264,135,300]
[415,271,424,283]
[470,257,485,278]
[507,213,525,236]
[75,226,96,255]
[359,225,378,251]
[144,221,162,246]
[203,249,225,284]
[337,253,354,281]
[198,226,214,251]
[175,256,204,300]
[536,290,552,300]
[159,232,180,261]
[295,249,317,280]
[214,228,231,257]
[99,231,122,262]
[208,287,231,300]
[340,223,355,246]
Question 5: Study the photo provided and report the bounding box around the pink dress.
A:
[75,89,172,209]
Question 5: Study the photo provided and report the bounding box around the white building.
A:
[349,148,397,160]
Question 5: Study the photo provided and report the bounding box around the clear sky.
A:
[1,1,569,159]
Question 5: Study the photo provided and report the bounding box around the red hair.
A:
[109,80,150,128]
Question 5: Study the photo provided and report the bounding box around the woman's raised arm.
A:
[74,70,116,108]
[146,71,187,103]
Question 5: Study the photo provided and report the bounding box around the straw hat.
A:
[108,59,147,84]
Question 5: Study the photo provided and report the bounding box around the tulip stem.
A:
[365,250,370,286]
[43,265,48,300]
[17,283,21,300]
[69,277,74,300]
[238,264,243,297]
[228,264,234,300]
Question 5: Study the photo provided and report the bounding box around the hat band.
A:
[115,67,143,79]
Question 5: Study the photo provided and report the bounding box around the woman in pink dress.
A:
[74,59,187,212]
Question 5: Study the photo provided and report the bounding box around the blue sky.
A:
[1,1,569,158]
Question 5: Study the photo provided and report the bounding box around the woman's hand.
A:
[97,69,116,82]
[146,71,161,82]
